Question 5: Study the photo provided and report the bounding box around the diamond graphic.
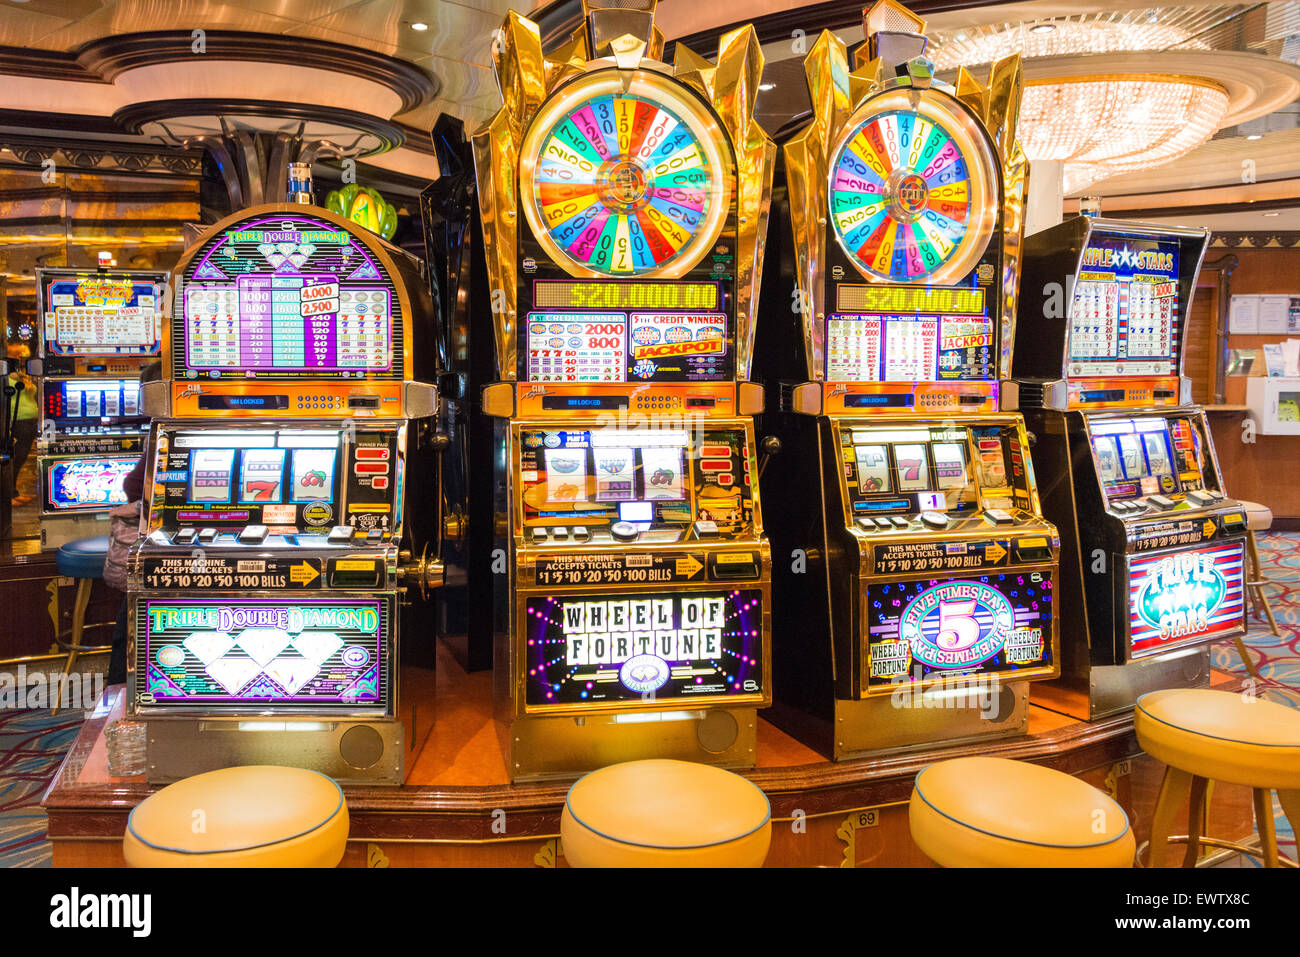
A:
[292,631,342,665]
[264,657,320,695]
[288,253,308,269]
[257,243,276,259]
[298,243,316,261]
[276,242,297,257]
[346,260,382,281]
[192,260,229,281]
[182,631,234,666]
[234,628,292,667]
[268,254,287,269]
[205,658,262,695]
[241,675,284,698]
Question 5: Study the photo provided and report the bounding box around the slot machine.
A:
[128,197,443,784]
[30,266,166,548]
[1009,216,1246,718]
[759,1,1059,758]
[473,0,775,780]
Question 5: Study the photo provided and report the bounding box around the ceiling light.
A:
[1018,75,1229,193]
[1263,211,1280,217]
[759,83,775,91]
[930,20,1204,70]
[410,22,428,32]
[1246,133,1263,140]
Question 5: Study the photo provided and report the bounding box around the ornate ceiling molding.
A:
[0,31,438,112]
[1210,232,1300,248]
[0,134,202,177]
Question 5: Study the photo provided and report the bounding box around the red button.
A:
[355,462,389,475]
[700,459,731,472]
[372,476,389,490]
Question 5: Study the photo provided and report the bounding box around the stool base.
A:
[141,716,404,785]
[509,707,757,782]
[1137,835,1299,869]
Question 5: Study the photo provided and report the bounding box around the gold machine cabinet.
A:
[760,2,1061,759]
[472,0,777,779]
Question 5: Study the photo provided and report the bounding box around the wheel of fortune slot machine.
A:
[30,266,167,549]
[472,0,776,780]
[127,185,443,785]
[756,0,1061,759]
[1009,216,1249,719]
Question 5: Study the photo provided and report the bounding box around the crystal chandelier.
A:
[931,20,1205,71]
[929,10,1235,193]
[1020,75,1230,192]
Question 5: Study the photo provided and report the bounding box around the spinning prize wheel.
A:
[519,70,732,279]
[828,89,999,284]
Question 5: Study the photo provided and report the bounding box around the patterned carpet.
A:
[1,533,1298,867]
[0,708,84,867]
[1209,532,1300,865]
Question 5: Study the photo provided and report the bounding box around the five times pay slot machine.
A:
[759,1,1060,758]
[31,266,166,548]
[473,0,775,779]
[1010,217,1246,718]
[128,201,442,784]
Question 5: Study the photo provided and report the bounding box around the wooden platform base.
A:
[43,642,1258,867]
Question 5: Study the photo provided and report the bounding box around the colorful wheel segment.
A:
[830,106,987,283]
[530,92,721,277]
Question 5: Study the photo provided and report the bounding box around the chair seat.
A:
[1236,500,1273,532]
[561,759,771,867]
[123,766,349,867]
[1136,689,1300,790]
[55,536,110,579]
[909,757,1135,867]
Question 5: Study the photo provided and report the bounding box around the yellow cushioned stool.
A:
[1136,688,1300,868]
[123,766,349,867]
[909,757,1135,867]
[561,759,771,867]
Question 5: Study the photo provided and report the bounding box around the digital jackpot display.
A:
[524,590,763,705]
[1128,542,1244,656]
[177,213,403,380]
[136,598,390,708]
[45,456,137,510]
[865,572,1054,690]
[1068,234,1180,378]
[41,274,162,357]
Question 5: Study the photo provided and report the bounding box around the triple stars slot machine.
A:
[473,0,775,780]
[31,266,166,548]
[759,1,1060,758]
[128,199,442,784]
[1009,216,1247,718]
